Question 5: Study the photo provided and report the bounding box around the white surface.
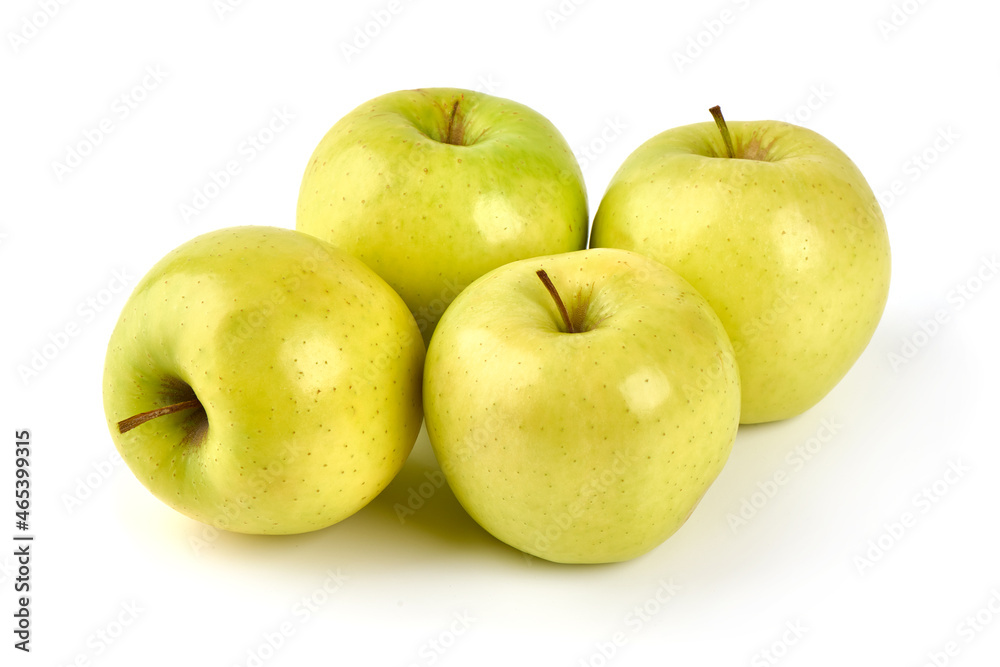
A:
[2,0,998,664]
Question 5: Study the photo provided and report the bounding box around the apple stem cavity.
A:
[709,105,736,159]
[117,399,203,434]
[536,269,577,334]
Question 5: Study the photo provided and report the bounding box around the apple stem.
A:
[709,105,736,159]
[536,269,576,334]
[117,399,202,434]
[445,98,465,146]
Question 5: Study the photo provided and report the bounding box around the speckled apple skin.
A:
[296,88,588,344]
[103,226,424,534]
[591,120,891,424]
[424,248,740,564]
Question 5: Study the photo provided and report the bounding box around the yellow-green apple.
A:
[296,87,588,344]
[423,248,740,564]
[591,107,891,423]
[102,226,424,534]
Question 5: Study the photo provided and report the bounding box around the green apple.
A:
[296,87,588,344]
[102,226,424,535]
[423,248,740,564]
[591,107,891,424]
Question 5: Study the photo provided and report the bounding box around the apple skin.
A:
[102,226,424,535]
[591,119,891,424]
[296,87,588,344]
[423,248,740,564]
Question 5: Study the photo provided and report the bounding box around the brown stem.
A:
[118,399,202,434]
[536,269,575,333]
[445,98,465,146]
[709,105,736,159]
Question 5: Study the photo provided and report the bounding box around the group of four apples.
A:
[103,88,890,564]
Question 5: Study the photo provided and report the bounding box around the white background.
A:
[2,0,999,665]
